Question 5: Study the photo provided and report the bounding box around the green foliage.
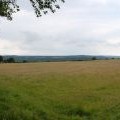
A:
[0,0,19,20]
[6,57,15,63]
[0,55,3,62]
[29,0,65,17]
[92,57,97,60]
[0,0,65,20]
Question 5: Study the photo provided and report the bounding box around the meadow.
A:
[0,60,120,120]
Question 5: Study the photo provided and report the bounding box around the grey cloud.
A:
[1,0,120,55]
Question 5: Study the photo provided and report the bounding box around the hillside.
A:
[2,55,120,62]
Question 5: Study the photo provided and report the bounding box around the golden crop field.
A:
[0,60,120,120]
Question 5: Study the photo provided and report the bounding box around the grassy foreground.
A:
[0,60,120,120]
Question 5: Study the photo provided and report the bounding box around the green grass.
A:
[0,60,120,120]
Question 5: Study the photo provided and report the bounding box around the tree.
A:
[7,57,15,63]
[92,57,97,60]
[0,55,3,63]
[0,0,65,20]
[23,60,28,63]
[0,0,19,20]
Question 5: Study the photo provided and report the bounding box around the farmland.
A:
[0,60,120,120]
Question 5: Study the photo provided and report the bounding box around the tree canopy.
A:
[0,55,3,63]
[0,0,65,20]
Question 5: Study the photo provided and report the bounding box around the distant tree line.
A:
[0,55,119,63]
[0,55,28,63]
[0,55,15,63]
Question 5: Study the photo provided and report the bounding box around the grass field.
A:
[0,60,120,120]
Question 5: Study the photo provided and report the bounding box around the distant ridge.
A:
[2,55,120,62]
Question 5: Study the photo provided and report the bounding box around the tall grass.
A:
[0,60,120,119]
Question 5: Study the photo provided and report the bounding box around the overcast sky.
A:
[0,0,120,56]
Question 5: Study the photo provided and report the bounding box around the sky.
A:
[0,0,120,56]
